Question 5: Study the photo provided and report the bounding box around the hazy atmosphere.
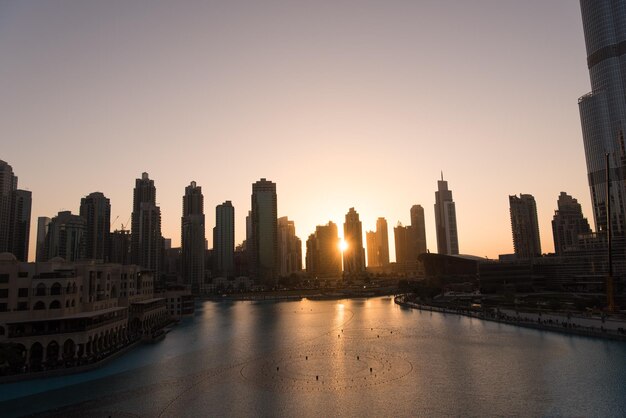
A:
[1,0,591,261]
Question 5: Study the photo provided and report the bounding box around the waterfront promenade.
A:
[395,295,626,342]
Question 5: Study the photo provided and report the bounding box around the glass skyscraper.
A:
[578,0,626,236]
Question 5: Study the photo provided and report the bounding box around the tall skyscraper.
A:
[277,216,302,277]
[434,174,459,255]
[182,182,205,291]
[214,200,234,278]
[578,1,626,236]
[0,160,31,261]
[343,208,366,276]
[43,211,86,262]
[131,173,162,279]
[305,221,342,278]
[251,178,278,285]
[366,217,390,268]
[80,192,111,261]
[394,222,410,265]
[409,204,427,257]
[35,216,50,262]
[552,192,592,255]
[509,194,542,259]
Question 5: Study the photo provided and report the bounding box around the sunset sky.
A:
[1,1,592,262]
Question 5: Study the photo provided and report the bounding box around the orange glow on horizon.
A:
[339,239,348,252]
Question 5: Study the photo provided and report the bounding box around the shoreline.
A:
[394,295,626,342]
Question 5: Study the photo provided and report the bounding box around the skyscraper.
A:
[551,192,592,255]
[434,174,459,255]
[343,208,366,276]
[366,217,390,268]
[578,1,626,236]
[43,211,86,262]
[277,216,302,277]
[35,216,50,262]
[409,204,427,257]
[509,194,542,259]
[131,173,162,279]
[214,200,234,278]
[305,221,342,278]
[182,182,205,291]
[251,178,278,285]
[80,192,111,261]
[394,222,410,265]
[0,160,31,261]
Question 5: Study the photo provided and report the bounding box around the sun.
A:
[339,239,348,252]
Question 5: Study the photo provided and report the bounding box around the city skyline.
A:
[1,1,592,261]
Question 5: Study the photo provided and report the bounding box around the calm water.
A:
[1,297,625,417]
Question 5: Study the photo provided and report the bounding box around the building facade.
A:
[409,204,427,257]
[181,182,205,292]
[551,192,592,255]
[277,216,302,277]
[509,194,542,259]
[42,211,86,262]
[578,1,626,237]
[131,173,162,284]
[434,174,459,255]
[343,208,366,276]
[305,221,342,278]
[251,179,278,285]
[0,161,32,262]
[79,192,111,262]
[214,201,234,278]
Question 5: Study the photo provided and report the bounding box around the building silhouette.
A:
[251,178,278,285]
[80,192,111,261]
[182,182,205,292]
[509,194,542,259]
[0,160,31,261]
[42,211,86,262]
[366,217,389,268]
[131,173,162,284]
[305,221,342,278]
[409,204,427,257]
[578,1,626,236]
[214,200,234,278]
[434,174,459,255]
[35,217,50,262]
[343,208,366,276]
[109,229,131,265]
[394,222,410,265]
[277,216,302,277]
[552,192,592,255]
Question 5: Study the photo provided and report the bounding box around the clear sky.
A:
[1,1,592,262]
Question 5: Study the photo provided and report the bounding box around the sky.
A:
[0,0,593,263]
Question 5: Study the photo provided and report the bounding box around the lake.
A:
[1,297,625,417]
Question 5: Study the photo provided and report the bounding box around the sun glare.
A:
[339,239,348,252]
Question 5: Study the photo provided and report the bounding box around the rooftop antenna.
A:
[441,171,444,181]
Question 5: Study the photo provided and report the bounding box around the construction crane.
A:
[111,215,120,230]
[120,214,131,232]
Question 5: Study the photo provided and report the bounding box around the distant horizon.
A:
[0,1,592,263]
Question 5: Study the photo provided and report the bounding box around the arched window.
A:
[50,282,62,295]
[49,300,61,309]
[34,301,46,310]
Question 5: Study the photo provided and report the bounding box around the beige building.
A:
[0,253,167,374]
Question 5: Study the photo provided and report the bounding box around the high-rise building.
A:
[394,223,410,265]
[251,178,278,285]
[35,216,51,262]
[366,217,390,268]
[343,208,366,276]
[131,173,162,279]
[80,192,111,261]
[409,205,427,257]
[551,192,592,255]
[182,182,205,291]
[434,174,459,255]
[305,221,342,278]
[214,201,234,278]
[43,211,86,262]
[509,194,542,259]
[277,216,302,277]
[109,229,131,265]
[578,1,626,236]
[0,160,31,261]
